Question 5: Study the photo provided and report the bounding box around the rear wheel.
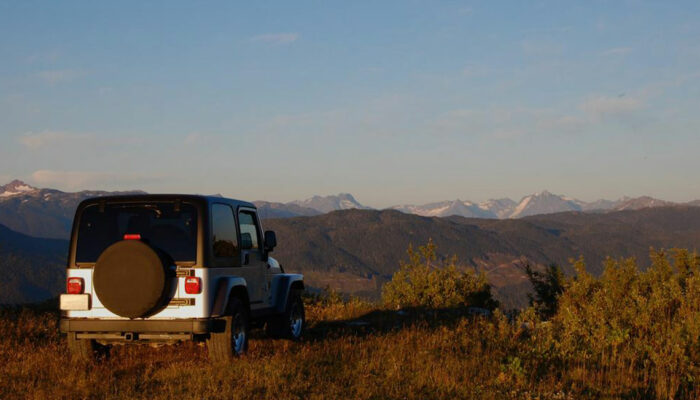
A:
[207,298,249,362]
[267,290,305,340]
[67,334,109,362]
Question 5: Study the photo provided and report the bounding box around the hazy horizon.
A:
[2,1,699,208]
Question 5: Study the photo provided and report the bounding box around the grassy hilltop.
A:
[1,246,699,400]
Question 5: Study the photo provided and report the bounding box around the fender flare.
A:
[270,274,304,313]
[211,277,248,317]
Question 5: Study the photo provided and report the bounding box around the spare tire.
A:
[93,240,173,318]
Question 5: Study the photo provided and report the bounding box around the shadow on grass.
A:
[2,299,491,345]
[304,306,492,342]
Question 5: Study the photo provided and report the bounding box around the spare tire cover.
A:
[93,240,172,318]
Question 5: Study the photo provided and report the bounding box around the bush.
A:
[382,239,497,310]
[544,249,700,399]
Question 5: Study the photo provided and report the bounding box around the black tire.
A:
[266,290,305,340]
[207,298,249,362]
[67,334,109,362]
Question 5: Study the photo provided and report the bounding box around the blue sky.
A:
[1,1,699,207]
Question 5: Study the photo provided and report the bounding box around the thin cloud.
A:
[432,95,647,139]
[535,115,587,134]
[26,49,62,64]
[600,47,633,56]
[461,65,489,78]
[520,39,564,56]
[184,132,204,145]
[580,95,644,120]
[18,131,90,149]
[521,26,572,35]
[433,107,547,138]
[458,7,473,15]
[250,33,299,45]
[30,170,160,191]
[35,69,82,84]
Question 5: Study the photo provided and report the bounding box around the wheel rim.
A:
[289,302,303,338]
[232,314,246,354]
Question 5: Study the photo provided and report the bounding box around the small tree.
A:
[382,239,497,310]
[525,263,565,320]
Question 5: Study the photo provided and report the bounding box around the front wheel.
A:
[267,290,305,340]
[207,298,249,362]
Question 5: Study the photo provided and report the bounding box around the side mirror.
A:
[240,233,253,250]
[264,230,277,252]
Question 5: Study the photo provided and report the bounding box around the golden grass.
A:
[1,300,692,400]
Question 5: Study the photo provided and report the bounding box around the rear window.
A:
[75,202,198,263]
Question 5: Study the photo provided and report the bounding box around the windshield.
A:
[75,201,198,263]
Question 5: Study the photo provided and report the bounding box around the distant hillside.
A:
[0,223,67,303]
[265,207,700,308]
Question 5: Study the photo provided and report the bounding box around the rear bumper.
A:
[60,318,223,334]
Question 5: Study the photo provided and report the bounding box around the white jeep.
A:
[60,194,305,361]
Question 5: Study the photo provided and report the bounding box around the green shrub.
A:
[544,249,700,399]
[381,239,497,310]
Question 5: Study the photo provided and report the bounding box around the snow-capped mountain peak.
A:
[292,193,371,213]
[390,199,498,219]
[508,190,583,218]
[613,196,674,211]
[478,198,517,218]
[510,195,533,217]
[0,180,38,198]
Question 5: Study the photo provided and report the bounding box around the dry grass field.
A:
[1,302,565,400]
[0,298,696,399]
[1,247,698,400]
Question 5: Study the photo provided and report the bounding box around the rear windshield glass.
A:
[75,202,198,263]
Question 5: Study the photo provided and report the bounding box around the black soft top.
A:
[75,194,256,211]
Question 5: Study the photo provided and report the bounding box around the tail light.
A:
[123,234,141,240]
[66,277,84,294]
[184,277,201,294]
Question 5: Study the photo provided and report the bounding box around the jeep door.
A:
[237,208,268,306]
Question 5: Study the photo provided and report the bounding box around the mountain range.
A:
[1,179,698,239]
[390,191,693,219]
[0,181,375,238]
[253,193,369,219]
